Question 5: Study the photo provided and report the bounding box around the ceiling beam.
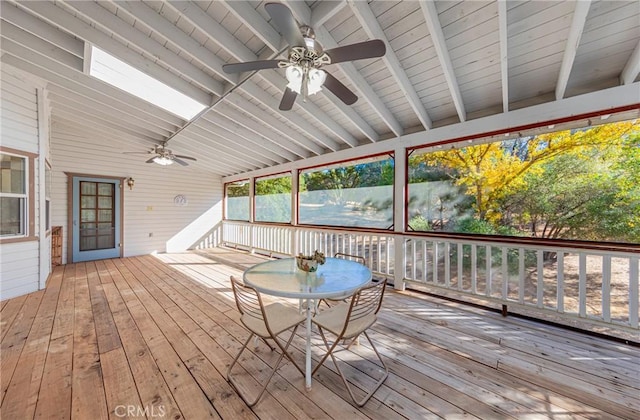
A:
[621,40,640,85]
[419,0,465,123]
[350,0,433,130]
[222,0,282,51]
[191,116,293,163]
[497,0,509,113]
[223,91,320,157]
[114,1,234,84]
[555,0,591,100]
[47,86,173,138]
[1,23,82,72]
[53,102,160,141]
[316,26,403,138]
[0,2,83,58]
[199,112,297,162]
[172,126,275,169]
[11,0,214,104]
[311,0,346,27]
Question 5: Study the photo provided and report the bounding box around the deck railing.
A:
[219,221,639,334]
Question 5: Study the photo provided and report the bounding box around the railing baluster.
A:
[502,247,508,300]
[518,248,525,304]
[445,242,451,288]
[433,242,439,285]
[557,252,565,313]
[457,243,463,291]
[537,250,544,308]
[422,240,427,283]
[471,244,477,293]
[603,256,611,323]
[486,245,492,297]
[579,253,587,318]
[630,257,639,328]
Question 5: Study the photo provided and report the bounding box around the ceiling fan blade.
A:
[325,39,386,64]
[222,60,282,74]
[265,3,305,47]
[174,155,197,161]
[123,151,151,155]
[173,157,189,166]
[145,157,157,163]
[323,72,358,105]
[279,87,297,111]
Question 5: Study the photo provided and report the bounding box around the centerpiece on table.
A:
[295,250,326,273]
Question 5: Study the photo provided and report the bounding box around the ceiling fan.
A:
[222,2,386,111]
[123,144,197,166]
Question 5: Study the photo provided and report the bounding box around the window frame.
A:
[297,151,395,231]
[224,179,251,222]
[0,147,36,243]
[253,172,292,224]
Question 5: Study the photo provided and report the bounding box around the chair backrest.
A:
[345,279,386,329]
[230,275,264,324]
[334,252,366,265]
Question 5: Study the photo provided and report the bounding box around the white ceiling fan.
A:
[222,2,386,110]
[123,144,197,166]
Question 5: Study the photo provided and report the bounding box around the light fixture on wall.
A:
[127,177,135,190]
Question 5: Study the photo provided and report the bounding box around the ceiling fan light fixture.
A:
[285,65,304,93]
[153,156,174,165]
[286,65,325,96]
[307,68,326,95]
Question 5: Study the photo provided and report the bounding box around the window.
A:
[0,153,28,237]
[225,181,250,221]
[255,174,291,223]
[407,118,640,244]
[299,154,394,229]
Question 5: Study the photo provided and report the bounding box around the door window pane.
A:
[98,183,113,196]
[98,197,112,208]
[98,210,112,222]
[81,182,96,195]
[97,235,115,249]
[81,209,96,222]
[81,196,96,209]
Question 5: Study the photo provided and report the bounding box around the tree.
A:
[502,137,640,243]
[410,121,640,224]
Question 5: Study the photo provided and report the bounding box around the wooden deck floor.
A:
[1,249,638,419]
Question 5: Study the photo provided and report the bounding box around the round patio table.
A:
[243,257,371,390]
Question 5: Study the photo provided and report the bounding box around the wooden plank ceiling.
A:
[1,0,639,177]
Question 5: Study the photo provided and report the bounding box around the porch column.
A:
[291,168,299,257]
[393,146,406,291]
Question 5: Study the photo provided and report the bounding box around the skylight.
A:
[89,46,206,120]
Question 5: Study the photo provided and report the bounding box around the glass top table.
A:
[243,257,372,389]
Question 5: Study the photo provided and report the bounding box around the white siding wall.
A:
[50,120,223,263]
[0,68,44,300]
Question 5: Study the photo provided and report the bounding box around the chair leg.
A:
[313,328,388,407]
[227,327,303,407]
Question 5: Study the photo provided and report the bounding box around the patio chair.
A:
[319,253,367,308]
[227,276,305,406]
[312,280,388,407]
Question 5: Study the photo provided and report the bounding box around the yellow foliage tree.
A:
[412,120,640,223]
